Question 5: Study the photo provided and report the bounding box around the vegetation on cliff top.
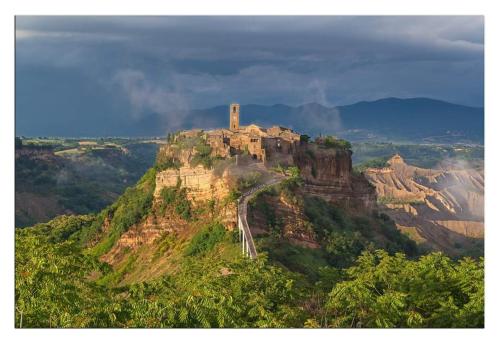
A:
[316,135,352,150]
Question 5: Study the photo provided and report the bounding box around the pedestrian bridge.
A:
[237,177,283,259]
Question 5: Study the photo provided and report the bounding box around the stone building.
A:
[204,103,300,165]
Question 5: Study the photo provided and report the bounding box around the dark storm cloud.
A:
[15,16,483,136]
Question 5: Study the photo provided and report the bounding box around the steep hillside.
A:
[363,155,484,256]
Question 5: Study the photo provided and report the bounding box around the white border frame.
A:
[1,1,497,342]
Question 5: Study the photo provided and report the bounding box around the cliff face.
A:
[294,144,352,186]
[364,155,484,256]
[155,165,232,203]
[294,144,376,209]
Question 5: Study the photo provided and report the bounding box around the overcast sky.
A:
[15,16,484,135]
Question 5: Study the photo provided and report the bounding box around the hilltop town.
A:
[97,104,379,267]
[153,103,371,206]
[171,103,301,166]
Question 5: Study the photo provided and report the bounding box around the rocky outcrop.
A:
[294,144,352,186]
[364,154,484,255]
[294,144,376,209]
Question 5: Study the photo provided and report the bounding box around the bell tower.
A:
[229,103,240,131]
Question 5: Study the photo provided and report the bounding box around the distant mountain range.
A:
[182,97,483,144]
[17,97,484,143]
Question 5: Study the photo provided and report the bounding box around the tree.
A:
[324,250,483,328]
[15,232,120,327]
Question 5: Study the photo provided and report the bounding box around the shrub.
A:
[158,186,191,220]
[190,142,214,169]
[236,171,263,191]
[353,157,390,174]
[184,222,227,256]
[227,189,242,203]
[316,136,352,150]
[155,156,181,171]
[377,195,424,206]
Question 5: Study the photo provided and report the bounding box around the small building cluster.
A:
[178,103,301,164]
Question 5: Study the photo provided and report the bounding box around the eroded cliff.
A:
[294,143,376,209]
[364,155,484,256]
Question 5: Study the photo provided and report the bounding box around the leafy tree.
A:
[15,231,121,328]
[123,255,305,328]
[324,250,483,328]
[190,142,214,168]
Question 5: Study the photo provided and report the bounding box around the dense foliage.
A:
[15,219,483,328]
[15,220,305,328]
[15,227,115,328]
[352,157,390,174]
[158,183,192,220]
[185,222,226,256]
[304,196,417,266]
[324,250,484,328]
[155,155,181,171]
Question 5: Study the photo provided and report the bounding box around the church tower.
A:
[229,103,240,131]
